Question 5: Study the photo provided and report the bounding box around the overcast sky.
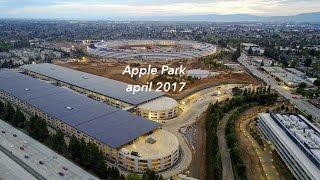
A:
[0,0,319,19]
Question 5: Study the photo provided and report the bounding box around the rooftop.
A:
[20,63,164,106]
[120,129,179,160]
[259,113,320,175]
[138,96,178,111]
[0,69,161,148]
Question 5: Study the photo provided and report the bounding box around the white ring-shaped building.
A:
[137,96,178,121]
[118,129,179,172]
[87,40,216,61]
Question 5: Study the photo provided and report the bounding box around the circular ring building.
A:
[87,40,216,61]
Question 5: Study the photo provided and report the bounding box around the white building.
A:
[186,69,210,79]
[257,113,320,180]
[137,96,179,121]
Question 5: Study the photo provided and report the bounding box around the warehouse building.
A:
[20,63,179,120]
[261,66,313,87]
[0,69,180,172]
[257,113,320,179]
[186,69,210,79]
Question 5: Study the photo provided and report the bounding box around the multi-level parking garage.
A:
[87,40,216,61]
[20,63,179,120]
[0,69,180,173]
[137,97,178,122]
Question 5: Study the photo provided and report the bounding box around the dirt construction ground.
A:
[54,59,260,99]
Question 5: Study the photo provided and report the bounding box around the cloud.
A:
[0,0,319,19]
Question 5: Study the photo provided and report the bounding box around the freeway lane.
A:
[0,119,98,180]
[237,53,320,122]
[0,150,37,180]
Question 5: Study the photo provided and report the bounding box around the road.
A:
[0,119,98,180]
[217,110,235,180]
[238,53,320,122]
[239,112,280,180]
[160,84,246,178]
[0,150,37,180]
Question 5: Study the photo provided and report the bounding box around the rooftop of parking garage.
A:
[120,129,179,160]
[138,96,178,112]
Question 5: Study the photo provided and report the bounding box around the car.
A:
[1,130,5,133]
[24,155,29,159]
[20,147,24,150]
[62,166,68,171]
[10,145,14,148]
[293,96,300,99]
[130,151,141,157]
[23,140,28,144]
[13,134,17,137]
[39,161,44,165]
[58,172,64,176]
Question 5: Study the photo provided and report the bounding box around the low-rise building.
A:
[0,69,180,172]
[261,66,313,87]
[257,113,320,179]
[20,63,179,121]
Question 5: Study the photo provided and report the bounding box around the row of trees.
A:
[0,101,162,180]
[199,52,227,69]
[0,101,27,128]
[0,39,30,52]
[231,44,241,61]
[205,86,278,180]
[225,106,248,179]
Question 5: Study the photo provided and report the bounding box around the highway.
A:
[0,119,98,180]
[238,53,320,122]
[0,150,37,180]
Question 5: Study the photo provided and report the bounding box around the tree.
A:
[0,101,4,118]
[248,47,253,55]
[68,135,81,161]
[271,61,275,66]
[314,77,320,87]
[232,87,242,96]
[127,173,141,180]
[12,108,26,128]
[142,169,163,180]
[298,82,307,88]
[49,130,66,154]
[305,57,313,67]
[232,44,241,61]
[29,116,49,142]
[4,102,15,122]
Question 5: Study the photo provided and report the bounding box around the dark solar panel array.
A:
[21,63,164,105]
[0,69,161,148]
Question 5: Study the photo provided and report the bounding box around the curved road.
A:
[160,84,243,178]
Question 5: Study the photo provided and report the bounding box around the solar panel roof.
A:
[0,69,161,148]
[20,63,164,105]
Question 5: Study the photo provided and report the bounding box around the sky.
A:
[0,0,319,19]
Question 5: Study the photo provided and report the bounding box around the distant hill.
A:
[129,12,320,22]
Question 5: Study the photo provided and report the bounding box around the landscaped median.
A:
[204,86,278,180]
